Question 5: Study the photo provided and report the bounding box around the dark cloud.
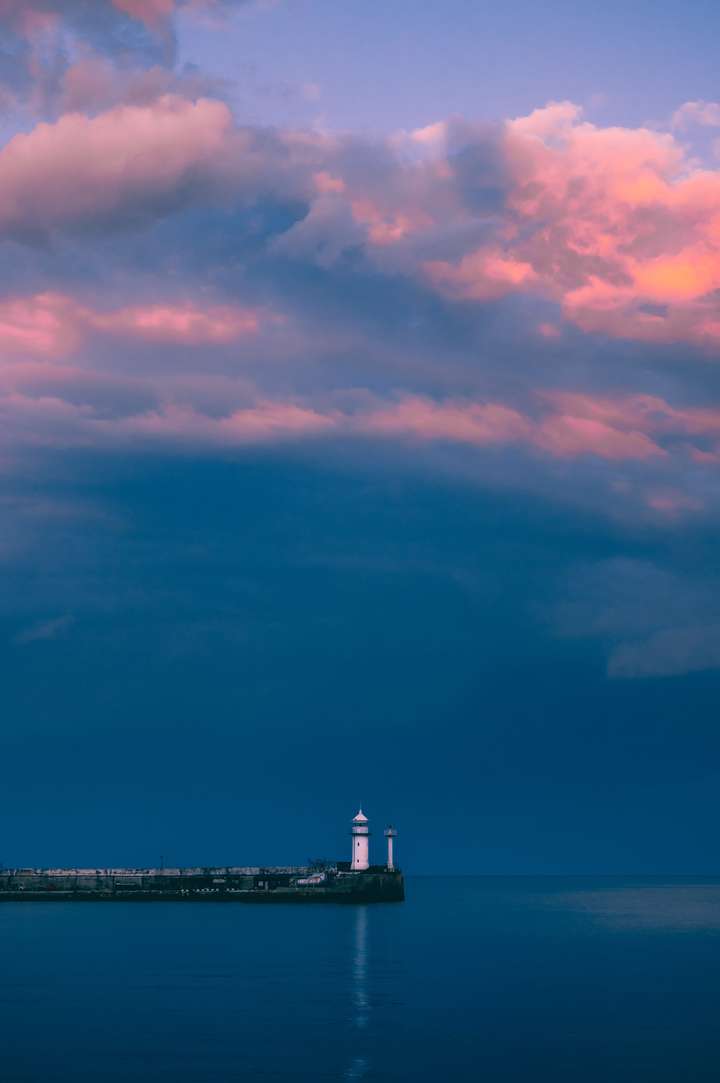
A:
[0,0,251,117]
[553,559,720,679]
[0,0,172,112]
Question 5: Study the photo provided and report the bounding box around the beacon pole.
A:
[384,826,397,871]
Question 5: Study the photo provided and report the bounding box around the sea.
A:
[3,876,720,1081]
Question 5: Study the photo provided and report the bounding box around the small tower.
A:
[350,808,370,871]
[384,825,398,871]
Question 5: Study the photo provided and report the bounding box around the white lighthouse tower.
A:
[350,808,370,871]
[384,825,397,871]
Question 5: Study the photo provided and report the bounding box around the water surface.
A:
[3,876,720,1081]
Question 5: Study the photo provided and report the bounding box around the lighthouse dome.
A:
[352,809,368,823]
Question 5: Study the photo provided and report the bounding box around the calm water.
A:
[3,876,720,1081]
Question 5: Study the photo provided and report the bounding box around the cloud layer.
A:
[0,84,718,514]
[1,4,720,680]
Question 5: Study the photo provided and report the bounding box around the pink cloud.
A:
[541,391,720,439]
[111,0,226,30]
[313,171,346,195]
[111,0,176,27]
[353,387,720,466]
[535,413,662,461]
[0,0,227,42]
[90,303,260,344]
[0,293,262,358]
[0,0,206,36]
[424,250,536,301]
[359,396,532,446]
[2,382,717,477]
[57,56,217,114]
[417,102,720,349]
[360,395,664,462]
[0,2,60,35]
[326,104,720,352]
[350,198,433,246]
[92,401,339,445]
[3,49,720,359]
[672,101,720,129]
[0,294,83,357]
[0,95,232,237]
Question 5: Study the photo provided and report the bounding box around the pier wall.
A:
[0,866,404,903]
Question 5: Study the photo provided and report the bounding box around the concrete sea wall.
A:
[0,866,405,903]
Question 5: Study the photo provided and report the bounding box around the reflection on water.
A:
[344,906,370,1081]
[352,906,369,1029]
[543,883,720,930]
[344,1057,370,1081]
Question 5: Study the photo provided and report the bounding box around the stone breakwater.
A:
[0,865,405,903]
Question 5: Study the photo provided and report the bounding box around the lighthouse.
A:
[384,825,397,871]
[350,808,370,870]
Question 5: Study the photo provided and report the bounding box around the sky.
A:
[2,0,720,874]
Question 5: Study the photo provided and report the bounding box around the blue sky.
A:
[1,0,720,874]
[180,1,720,133]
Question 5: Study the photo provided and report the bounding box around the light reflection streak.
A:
[344,905,370,1080]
